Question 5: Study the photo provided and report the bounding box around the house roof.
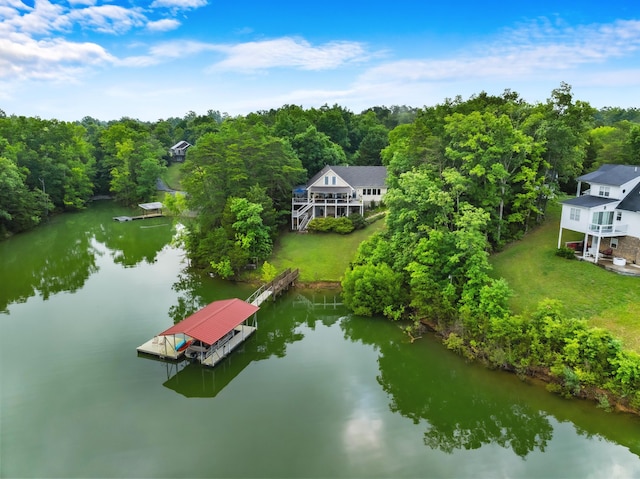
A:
[578,164,640,186]
[307,165,387,188]
[160,298,259,345]
[139,202,163,210]
[561,195,618,208]
[171,140,191,150]
[618,182,640,212]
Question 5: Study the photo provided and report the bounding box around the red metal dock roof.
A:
[160,298,259,345]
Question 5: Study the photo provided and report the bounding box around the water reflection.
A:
[0,217,99,313]
[340,315,554,458]
[94,220,173,268]
[0,202,176,313]
[163,356,253,398]
[159,292,343,397]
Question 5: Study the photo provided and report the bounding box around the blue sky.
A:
[1,0,639,121]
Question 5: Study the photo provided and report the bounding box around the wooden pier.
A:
[114,202,164,222]
[246,268,299,306]
[113,213,164,222]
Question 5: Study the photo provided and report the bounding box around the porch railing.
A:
[588,223,628,235]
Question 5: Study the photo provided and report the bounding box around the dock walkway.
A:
[247,268,299,307]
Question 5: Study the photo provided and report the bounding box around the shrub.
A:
[261,261,277,282]
[555,246,577,259]
[333,217,354,234]
[307,216,354,234]
[348,213,367,230]
[307,217,333,232]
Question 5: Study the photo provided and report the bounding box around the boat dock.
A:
[114,202,164,222]
[137,269,298,367]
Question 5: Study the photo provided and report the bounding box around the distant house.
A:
[170,141,191,162]
[558,164,640,265]
[291,165,387,231]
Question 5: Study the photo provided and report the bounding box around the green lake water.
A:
[1,201,639,478]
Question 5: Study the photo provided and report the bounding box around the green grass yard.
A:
[490,202,640,352]
[163,163,183,191]
[260,218,387,284]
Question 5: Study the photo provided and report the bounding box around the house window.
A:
[592,211,614,225]
[332,176,336,185]
[598,186,610,197]
[569,208,580,221]
[616,211,622,221]
[610,238,619,249]
[324,176,329,185]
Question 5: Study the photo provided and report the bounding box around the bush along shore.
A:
[419,299,640,416]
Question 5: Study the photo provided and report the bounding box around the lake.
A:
[1,201,639,478]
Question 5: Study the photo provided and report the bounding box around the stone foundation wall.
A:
[614,236,640,265]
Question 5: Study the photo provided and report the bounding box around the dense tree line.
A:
[0,104,413,239]
[2,84,639,407]
[341,84,640,410]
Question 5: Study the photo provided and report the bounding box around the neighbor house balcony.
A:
[588,223,628,236]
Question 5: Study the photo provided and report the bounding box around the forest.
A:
[1,83,640,410]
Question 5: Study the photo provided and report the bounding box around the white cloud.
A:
[210,37,371,72]
[67,0,96,5]
[2,0,70,35]
[0,33,115,81]
[117,37,372,72]
[117,40,217,67]
[150,0,207,9]
[66,5,147,34]
[146,18,181,32]
[359,19,640,86]
[0,0,31,9]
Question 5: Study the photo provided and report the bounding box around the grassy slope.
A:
[266,219,387,283]
[163,163,183,190]
[490,202,640,352]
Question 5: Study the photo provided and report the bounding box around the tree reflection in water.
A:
[161,291,343,398]
[340,315,553,458]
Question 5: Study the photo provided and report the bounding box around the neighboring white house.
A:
[169,140,191,162]
[291,165,387,231]
[558,164,640,264]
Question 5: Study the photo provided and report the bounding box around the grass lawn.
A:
[259,218,387,284]
[490,202,640,352]
[163,163,183,191]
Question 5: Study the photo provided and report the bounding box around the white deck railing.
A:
[588,223,628,236]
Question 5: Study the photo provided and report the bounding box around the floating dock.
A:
[137,269,298,368]
[137,298,259,367]
[114,202,164,222]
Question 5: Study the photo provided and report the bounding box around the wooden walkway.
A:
[246,268,299,307]
[113,213,164,222]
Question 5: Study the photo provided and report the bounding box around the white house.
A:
[291,165,387,231]
[169,140,191,162]
[558,164,640,264]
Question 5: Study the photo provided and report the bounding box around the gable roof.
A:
[160,298,259,345]
[171,140,191,150]
[307,165,387,188]
[578,164,640,186]
[618,182,640,212]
